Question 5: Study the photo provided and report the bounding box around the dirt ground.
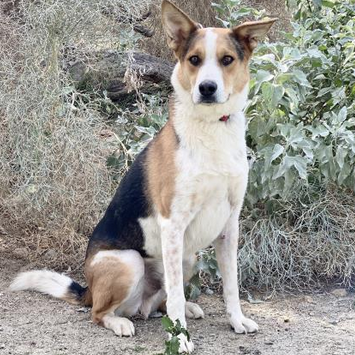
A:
[1,256,354,355]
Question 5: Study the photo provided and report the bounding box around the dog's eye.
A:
[221,56,234,66]
[189,56,201,66]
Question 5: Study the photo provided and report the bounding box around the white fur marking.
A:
[185,302,204,319]
[102,313,135,337]
[192,29,227,104]
[91,250,143,272]
[177,333,194,353]
[9,270,72,298]
[214,208,258,334]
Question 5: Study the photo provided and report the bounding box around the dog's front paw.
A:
[230,314,258,334]
[109,317,135,337]
[185,301,204,319]
[177,333,194,353]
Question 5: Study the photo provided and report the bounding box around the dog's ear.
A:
[161,0,199,55]
[232,19,277,53]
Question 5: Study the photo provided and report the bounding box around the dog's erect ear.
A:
[161,0,199,55]
[233,19,277,53]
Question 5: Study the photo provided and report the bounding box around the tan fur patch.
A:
[146,104,179,218]
[177,29,206,92]
[84,255,132,324]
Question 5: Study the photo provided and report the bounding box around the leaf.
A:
[273,155,308,180]
[302,147,314,160]
[270,144,284,162]
[338,162,351,185]
[335,146,347,169]
[321,0,336,8]
[317,87,332,98]
[337,106,347,124]
[288,126,304,147]
[293,69,312,88]
[292,156,308,179]
[165,337,180,355]
[271,84,285,106]
[307,48,324,58]
[161,316,174,331]
[254,70,274,93]
[307,125,329,139]
[285,87,299,106]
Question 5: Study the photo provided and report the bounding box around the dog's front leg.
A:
[214,209,258,334]
[160,216,194,353]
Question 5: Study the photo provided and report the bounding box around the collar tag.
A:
[219,115,230,122]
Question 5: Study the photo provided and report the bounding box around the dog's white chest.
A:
[141,112,248,258]
[183,176,232,254]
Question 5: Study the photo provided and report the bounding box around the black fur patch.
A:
[69,281,87,300]
[228,34,245,61]
[181,30,199,60]
[87,147,151,258]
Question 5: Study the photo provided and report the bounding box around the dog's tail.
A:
[9,270,92,306]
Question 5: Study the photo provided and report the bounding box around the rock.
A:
[303,295,314,303]
[331,289,347,297]
[204,288,214,295]
[44,249,58,261]
[76,307,89,313]
[13,247,28,258]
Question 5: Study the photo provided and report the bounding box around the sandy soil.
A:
[1,256,354,355]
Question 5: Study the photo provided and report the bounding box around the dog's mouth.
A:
[195,94,230,106]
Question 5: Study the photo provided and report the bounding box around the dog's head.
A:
[162,0,276,115]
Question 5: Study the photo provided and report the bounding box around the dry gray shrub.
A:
[0,0,151,269]
[239,186,355,291]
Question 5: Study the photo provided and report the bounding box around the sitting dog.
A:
[10,1,275,353]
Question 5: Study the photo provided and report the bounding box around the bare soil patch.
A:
[1,256,354,355]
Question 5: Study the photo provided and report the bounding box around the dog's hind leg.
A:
[85,249,145,337]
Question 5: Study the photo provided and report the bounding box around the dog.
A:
[10,1,275,353]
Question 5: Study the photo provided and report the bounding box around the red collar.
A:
[219,115,230,122]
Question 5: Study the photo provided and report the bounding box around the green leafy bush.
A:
[186,0,355,292]
[246,1,355,204]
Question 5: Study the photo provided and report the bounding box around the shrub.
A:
[0,0,151,268]
[242,0,355,290]
[246,1,355,203]
[187,0,355,295]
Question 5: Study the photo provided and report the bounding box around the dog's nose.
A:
[199,80,217,97]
